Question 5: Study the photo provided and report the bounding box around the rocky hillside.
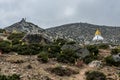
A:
[5,18,44,33]
[46,23,120,43]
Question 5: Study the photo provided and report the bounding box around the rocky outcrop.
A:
[61,44,90,59]
[22,33,52,44]
[5,18,44,33]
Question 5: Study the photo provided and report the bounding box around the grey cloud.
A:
[0,0,120,28]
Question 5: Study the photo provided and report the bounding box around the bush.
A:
[98,44,109,49]
[48,45,61,58]
[0,41,11,53]
[7,33,25,41]
[0,74,20,80]
[86,45,99,56]
[66,41,76,45]
[57,49,79,63]
[83,55,98,64]
[0,29,5,33]
[12,43,43,55]
[85,71,106,80]
[47,66,79,76]
[111,48,120,55]
[53,38,67,46]
[105,55,120,66]
[83,45,99,64]
[38,51,49,63]
[12,39,20,45]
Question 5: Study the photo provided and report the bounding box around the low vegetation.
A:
[37,51,49,63]
[47,66,79,76]
[111,48,120,55]
[0,74,20,80]
[85,71,106,80]
[57,49,79,63]
[83,45,99,64]
[105,55,120,66]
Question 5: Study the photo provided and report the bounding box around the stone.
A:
[88,60,102,68]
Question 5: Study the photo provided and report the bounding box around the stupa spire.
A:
[95,28,101,35]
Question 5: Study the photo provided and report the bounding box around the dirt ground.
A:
[0,50,119,80]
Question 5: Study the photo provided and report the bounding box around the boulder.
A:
[112,53,120,62]
[61,44,90,59]
[88,60,102,68]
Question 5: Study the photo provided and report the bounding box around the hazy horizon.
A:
[0,0,120,28]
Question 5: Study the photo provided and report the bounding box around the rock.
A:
[61,44,90,59]
[113,53,120,62]
[5,18,44,33]
[22,33,52,44]
[88,60,102,68]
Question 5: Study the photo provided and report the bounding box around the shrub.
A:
[111,48,120,55]
[105,55,120,66]
[48,45,61,58]
[83,45,99,64]
[12,43,43,55]
[53,38,67,46]
[7,33,25,41]
[47,66,79,76]
[86,45,99,56]
[12,39,20,45]
[0,74,20,80]
[57,49,79,63]
[83,55,98,64]
[98,44,109,49]
[38,51,49,63]
[0,41,11,53]
[0,29,5,33]
[66,41,76,45]
[85,71,106,80]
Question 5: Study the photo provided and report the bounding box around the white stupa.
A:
[92,29,104,41]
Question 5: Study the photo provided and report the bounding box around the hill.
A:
[46,23,120,43]
[5,18,44,33]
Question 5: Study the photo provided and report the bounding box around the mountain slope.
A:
[46,23,120,43]
[5,18,44,33]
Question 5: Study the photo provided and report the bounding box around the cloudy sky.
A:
[0,0,120,28]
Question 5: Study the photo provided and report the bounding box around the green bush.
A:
[85,71,106,80]
[86,45,99,56]
[47,66,79,76]
[12,43,43,55]
[98,44,109,49]
[12,39,20,45]
[53,38,67,46]
[111,48,120,55]
[0,41,11,53]
[57,49,79,63]
[48,45,61,58]
[83,45,99,64]
[83,55,98,64]
[0,29,5,33]
[0,74,20,80]
[105,55,120,66]
[38,51,49,63]
[7,33,25,40]
[66,41,76,45]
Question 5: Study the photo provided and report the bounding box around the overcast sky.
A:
[0,0,120,28]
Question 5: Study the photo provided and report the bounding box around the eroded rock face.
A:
[22,33,52,44]
[61,44,90,59]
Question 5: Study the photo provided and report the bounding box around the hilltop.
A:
[5,18,44,33]
[46,23,120,44]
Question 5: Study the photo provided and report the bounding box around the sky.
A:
[0,0,120,29]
